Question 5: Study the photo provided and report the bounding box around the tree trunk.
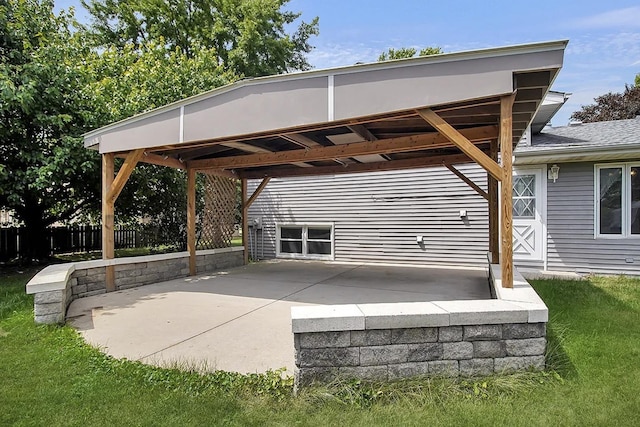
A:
[16,202,51,263]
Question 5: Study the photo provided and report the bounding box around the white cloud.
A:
[571,7,640,29]
[307,41,394,69]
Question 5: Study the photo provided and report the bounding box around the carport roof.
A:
[84,40,567,179]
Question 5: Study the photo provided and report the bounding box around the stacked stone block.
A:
[30,248,244,324]
[295,323,546,386]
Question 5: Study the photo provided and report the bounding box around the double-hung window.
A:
[595,163,640,237]
[277,224,333,259]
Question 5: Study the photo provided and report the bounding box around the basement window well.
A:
[276,224,334,260]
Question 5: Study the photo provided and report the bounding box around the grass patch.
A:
[1,273,639,425]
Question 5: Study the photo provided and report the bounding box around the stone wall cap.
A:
[490,264,548,308]
[357,301,450,329]
[291,304,365,333]
[26,247,243,294]
[26,263,75,294]
[432,299,529,325]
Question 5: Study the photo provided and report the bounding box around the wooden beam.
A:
[488,139,499,264]
[107,148,145,204]
[187,168,197,276]
[101,153,115,292]
[417,109,504,181]
[116,152,185,170]
[241,179,249,264]
[189,125,497,171]
[246,178,271,209]
[500,94,516,288]
[445,164,488,200]
[240,153,473,179]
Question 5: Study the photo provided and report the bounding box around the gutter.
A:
[515,142,640,164]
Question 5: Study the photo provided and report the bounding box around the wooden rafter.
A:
[107,148,145,204]
[348,124,377,142]
[417,109,503,181]
[222,141,312,168]
[445,164,488,200]
[188,125,497,171]
[241,153,472,179]
[280,133,322,148]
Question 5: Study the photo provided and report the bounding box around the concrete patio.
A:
[66,260,490,374]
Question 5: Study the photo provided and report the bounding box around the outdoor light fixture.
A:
[548,164,560,183]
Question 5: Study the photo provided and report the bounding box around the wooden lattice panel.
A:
[199,173,237,249]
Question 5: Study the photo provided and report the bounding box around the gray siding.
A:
[249,161,640,275]
[248,165,490,267]
[546,162,640,275]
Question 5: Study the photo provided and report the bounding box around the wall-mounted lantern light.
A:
[548,164,560,183]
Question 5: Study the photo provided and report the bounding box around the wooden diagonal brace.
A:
[445,164,488,200]
[107,149,145,204]
[417,109,504,181]
[246,178,271,209]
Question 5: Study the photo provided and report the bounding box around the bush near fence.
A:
[0,226,179,261]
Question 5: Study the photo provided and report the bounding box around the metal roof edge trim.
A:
[83,39,568,147]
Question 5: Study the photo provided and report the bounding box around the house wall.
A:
[546,162,640,275]
[249,161,640,275]
[248,165,490,267]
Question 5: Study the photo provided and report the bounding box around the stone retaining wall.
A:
[295,323,546,386]
[27,247,244,324]
[291,264,549,387]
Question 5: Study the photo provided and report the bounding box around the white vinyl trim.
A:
[327,75,335,121]
[594,162,640,239]
[276,223,334,260]
[179,105,184,143]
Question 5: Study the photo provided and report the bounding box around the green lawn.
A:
[1,270,639,426]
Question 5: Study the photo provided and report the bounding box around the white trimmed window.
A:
[276,224,333,259]
[595,163,640,237]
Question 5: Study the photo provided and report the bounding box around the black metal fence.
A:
[0,226,166,261]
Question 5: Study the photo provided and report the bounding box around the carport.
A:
[85,40,567,292]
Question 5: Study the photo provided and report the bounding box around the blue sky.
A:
[57,0,640,126]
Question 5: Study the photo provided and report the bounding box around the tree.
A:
[635,73,639,87]
[84,42,237,247]
[378,46,442,61]
[0,0,101,259]
[571,84,640,123]
[81,0,319,77]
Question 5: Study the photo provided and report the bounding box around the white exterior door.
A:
[512,168,545,261]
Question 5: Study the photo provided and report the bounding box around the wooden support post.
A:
[241,178,249,264]
[500,94,516,288]
[102,153,115,292]
[187,168,196,276]
[488,139,499,264]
